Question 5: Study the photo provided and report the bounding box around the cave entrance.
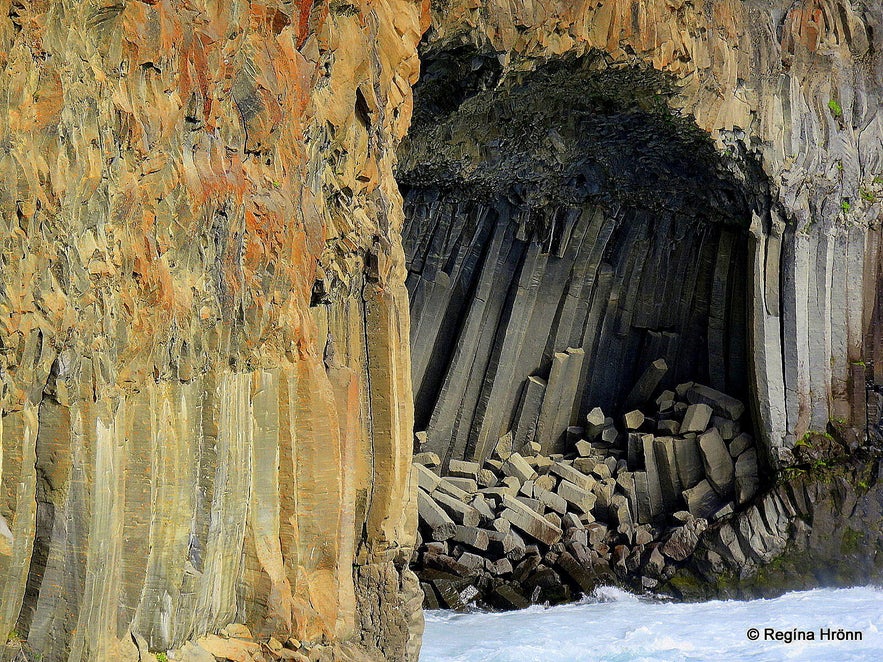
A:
[397,49,757,469]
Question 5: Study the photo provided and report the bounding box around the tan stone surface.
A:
[0,1,427,660]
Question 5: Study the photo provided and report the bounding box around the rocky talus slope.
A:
[412,377,883,609]
[413,380,762,608]
[0,2,426,661]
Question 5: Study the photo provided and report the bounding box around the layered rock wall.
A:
[0,1,426,660]
[1,0,881,658]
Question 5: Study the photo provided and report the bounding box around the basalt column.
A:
[406,0,883,605]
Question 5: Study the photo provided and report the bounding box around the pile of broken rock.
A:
[412,382,761,610]
[150,624,315,662]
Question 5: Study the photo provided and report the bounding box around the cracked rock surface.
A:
[0,2,427,661]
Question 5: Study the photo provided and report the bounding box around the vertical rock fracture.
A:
[0,2,427,661]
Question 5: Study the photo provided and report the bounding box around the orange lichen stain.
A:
[419,0,432,33]
[130,213,178,315]
[782,5,824,53]
[28,69,63,132]
[249,3,293,37]
[155,1,185,59]
[179,30,212,119]
[296,0,316,47]
[222,150,251,204]
[712,2,741,42]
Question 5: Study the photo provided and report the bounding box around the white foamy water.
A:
[421,586,883,661]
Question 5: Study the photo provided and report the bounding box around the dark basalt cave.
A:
[398,46,766,469]
[398,38,883,615]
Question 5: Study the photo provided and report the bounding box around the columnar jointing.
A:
[398,52,758,469]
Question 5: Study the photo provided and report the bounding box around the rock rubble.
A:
[412,379,759,609]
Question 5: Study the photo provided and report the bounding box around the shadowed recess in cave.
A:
[397,49,767,469]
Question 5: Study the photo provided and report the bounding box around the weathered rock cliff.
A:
[0,1,426,660]
[1,0,882,659]
[402,0,883,611]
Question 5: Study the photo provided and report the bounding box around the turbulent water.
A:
[421,586,883,661]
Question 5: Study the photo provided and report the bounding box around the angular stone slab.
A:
[449,459,480,480]
[687,384,745,420]
[735,448,759,505]
[536,348,585,454]
[489,557,514,576]
[500,495,562,545]
[417,489,456,541]
[453,526,489,551]
[712,416,739,441]
[675,382,694,398]
[592,479,615,514]
[436,477,471,502]
[556,479,596,514]
[431,579,468,610]
[699,428,735,497]
[616,470,639,522]
[627,433,646,470]
[515,495,544,515]
[413,452,441,467]
[550,461,594,491]
[500,476,521,496]
[657,419,680,435]
[673,436,704,489]
[534,486,568,515]
[623,410,645,430]
[535,474,557,492]
[477,468,499,488]
[434,490,481,527]
[641,436,665,517]
[575,439,593,457]
[611,494,633,529]
[470,494,495,521]
[653,437,682,511]
[486,529,517,555]
[655,389,676,411]
[502,452,538,483]
[492,585,530,609]
[680,403,713,433]
[557,551,597,593]
[683,479,727,520]
[495,431,515,460]
[590,465,611,484]
[729,433,753,458]
[563,512,584,530]
[513,377,546,452]
[415,463,441,493]
[445,477,478,493]
[624,358,668,410]
[633,471,661,523]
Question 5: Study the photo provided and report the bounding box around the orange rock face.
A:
[0,1,426,660]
